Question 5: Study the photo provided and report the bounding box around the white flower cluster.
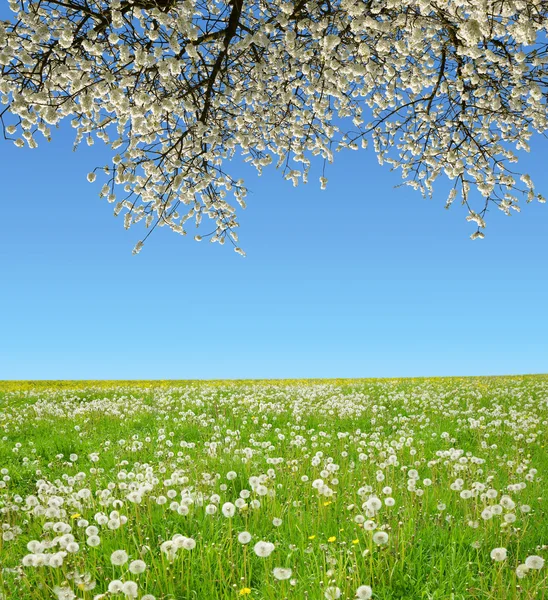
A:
[1,0,547,250]
[160,533,196,561]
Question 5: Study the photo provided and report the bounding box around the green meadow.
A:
[0,377,546,600]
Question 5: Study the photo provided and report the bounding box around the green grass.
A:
[0,376,546,600]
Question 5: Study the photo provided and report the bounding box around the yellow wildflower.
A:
[328,536,336,543]
[239,588,252,596]
[323,501,332,506]
[71,513,81,519]
[308,535,316,540]
[352,539,359,544]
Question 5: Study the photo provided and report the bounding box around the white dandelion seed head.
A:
[222,502,236,517]
[26,540,44,553]
[490,547,507,562]
[129,559,146,574]
[525,555,544,570]
[254,541,275,557]
[356,585,373,599]
[121,580,138,598]
[238,531,252,544]
[364,520,376,531]
[325,586,342,600]
[182,537,196,550]
[273,567,292,580]
[110,549,129,566]
[53,586,76,600]
[372,531,389,545]
[516,564,530,578]
[108,580,124,593]
[87,535,101,547]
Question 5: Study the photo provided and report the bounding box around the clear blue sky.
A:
[1,116,547,379]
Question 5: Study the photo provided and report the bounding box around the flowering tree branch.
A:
[0,0,547,254]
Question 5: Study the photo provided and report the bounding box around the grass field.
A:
[0,377,546,600]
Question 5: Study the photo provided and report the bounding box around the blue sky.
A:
[1,116,547,379]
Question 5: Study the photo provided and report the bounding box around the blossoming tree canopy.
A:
[1,1,547,253]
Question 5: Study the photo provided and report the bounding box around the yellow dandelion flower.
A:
[352,539,359,544]
[308,535,316,540]
[239,588,252,596]
[323,501,332,506]
[328,536,336,543]
[71,513,81,519]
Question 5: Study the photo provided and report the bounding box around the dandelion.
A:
[87,535,100,547]
[238,531,252,544]
[516,564,530,578]
[525,555,544,570]
[328,536,337,543]
[108,581,124,594]
[273,567,292,580]
[372,531,389,545]
[121,581,138,598]
[129,559,146,574]
[325,586,342,600]
[490,547,507,562]
[182,537,196,550]
[254,541,275,557]
[481,508,492,520]
[500,496,516,510]
[53,587,76,600]
[111,550,129,566]
[49,553,64,568]
[365,497,382,512]
[205,504,217,515]
[26,540,43,553]
[356,585,373,599]
[222,502,236,517]
[239,589,252,596]
[142,596,156,600]
[272,517,282,527]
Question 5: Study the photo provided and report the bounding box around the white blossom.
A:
[1,0,545,251]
